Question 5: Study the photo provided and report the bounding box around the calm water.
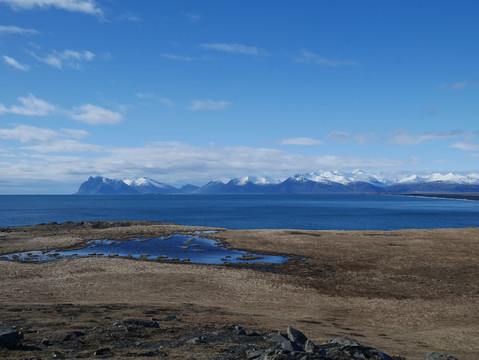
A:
[0,194,478,230]
[0,233,287,265]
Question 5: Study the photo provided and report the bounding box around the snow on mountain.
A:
[230,176,283,186]
[124,177,171,189]
[76,171,479,195]
[123,177,179,194]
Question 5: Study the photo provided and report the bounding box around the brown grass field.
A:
[1,222,478,359]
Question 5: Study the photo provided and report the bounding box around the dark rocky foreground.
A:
[0,305,459,360]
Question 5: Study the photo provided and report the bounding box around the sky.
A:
[1,0,479,194]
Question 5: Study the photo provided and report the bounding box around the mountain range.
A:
[75,170,479,195]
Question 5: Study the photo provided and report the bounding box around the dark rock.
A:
[93,347,111,356]
[267,333,290,344]
[425,353,459,360]
[41,338,50,346]
[51,330,86,342]
[0,326,23,349]
[304,339,316,352]
[187,337,204,344]
[323,337,363,348]
[120,318,160,328]
[287,326,309,348]
[319,337,395,360]
[281,339,304,352]
[247,329,260,336]
[235,325,247,336]
[246,349,264,359]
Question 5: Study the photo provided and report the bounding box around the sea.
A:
[0,194,478,230]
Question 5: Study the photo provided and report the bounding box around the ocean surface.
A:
[0,194,478,230]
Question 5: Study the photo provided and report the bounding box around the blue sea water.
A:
[0,194,478,230]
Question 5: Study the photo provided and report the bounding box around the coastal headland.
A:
[1,221,478,359]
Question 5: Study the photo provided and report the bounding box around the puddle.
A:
[0,234,288,265]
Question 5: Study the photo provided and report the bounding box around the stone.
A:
[267,333,289,344]
[93,347,111,356]
[304,339,316,352]
[235,326,247,336]
[0,326,23,349]
[281,339,303,352]
[425,353,459,360]
[323,337,363,348]
[287,326,309,348]
[120,318,159,328]
[246,349,264,359]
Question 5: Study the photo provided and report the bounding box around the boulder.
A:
[287,326,309,348]
[0,326,23,349]
[425,353,459,360]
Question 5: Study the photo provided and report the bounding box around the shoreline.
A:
[398,193,479,201]
[1,221,478,359]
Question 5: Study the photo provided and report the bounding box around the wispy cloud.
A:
[184,13,200,21]
[326,130,378,144]
[0,94,124,125]
[189,99,231,111]
[440,81,479,90]
[326,128,477,145]
[162,53,214,62]
[0,140,408,184]
[0,24,40,35]
[274,137,324,146]
[450,142,479,151]
[2,55,29,71]
[295,50,359,67]
[0,94,57,116]
[29,49,95,69]
[0,0,103,17]
[387,129,472,145]
[70,104,123,124]
[0,124,89,143]
[199,43,270,56]
[136,93,174,107]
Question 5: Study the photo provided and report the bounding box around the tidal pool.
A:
[0,233,288,265]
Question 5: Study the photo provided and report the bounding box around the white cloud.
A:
[274,137,324,145]
[450,142,479,151]
[295,50,359,66]
[327,129,477,146]
[162,53,214,62]
[0,0,103,16]
[387,129,472,145]
[136,93,174,107]
[189,99,231,111]
[2,55,29,71]
[22,139,102,153]
[70,104,123,124]
[440,81,479,90]
[0,141,407,185]
[0,24,40,35]
[0,94,57,116]
[199,43,269,56]
[0,125,89,143]
[29,49,95,69]
[184,13,200,21]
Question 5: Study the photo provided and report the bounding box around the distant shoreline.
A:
[399,193,479,201]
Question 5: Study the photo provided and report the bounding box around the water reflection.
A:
[0,233,287,265]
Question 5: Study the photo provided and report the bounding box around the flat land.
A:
[1,222,478,359]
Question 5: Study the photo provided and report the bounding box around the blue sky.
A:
[1,0,478,193]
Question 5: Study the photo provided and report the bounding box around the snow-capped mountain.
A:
[123,177,178,194]
[76,171,479,195]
